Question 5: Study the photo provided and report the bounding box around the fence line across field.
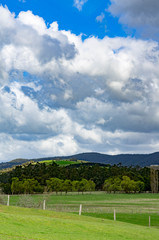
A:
[3,196,159,215]
[0,194,158,228]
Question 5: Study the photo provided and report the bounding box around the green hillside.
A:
[0,205,159,240]
[1,150,159,171]
[40,159,87,166]
[0,158,87,172]
[0,159,86,173]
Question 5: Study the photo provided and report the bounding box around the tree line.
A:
[103,176,145,193]
[0,161,150,194]
[10,177,95,194]
[9,176,145,194]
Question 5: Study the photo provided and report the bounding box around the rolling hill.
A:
[68,152,159,167]
[0,152,159,170]
[0,151,159,170]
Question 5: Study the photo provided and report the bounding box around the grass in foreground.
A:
[0,205,159,240]
[1,192,159,229]
[82,212,159,228]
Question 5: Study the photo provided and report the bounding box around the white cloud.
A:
[50,21,59,32]
[36,135,79,157]
[1,5,159,161]
[64,89,73,100]
[108,0,159,39]
[0,134,79,161]
[17,10,47,35]
[96,118,106,125]
[0,6,76,84]
[73,0,88,11]
[96,12,105,23]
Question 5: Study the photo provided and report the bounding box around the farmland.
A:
[0,165,158,238]
[39,159,87,166]
[0,202,159,240]
[1,192,159,229]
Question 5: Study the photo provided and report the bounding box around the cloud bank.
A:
[0,5,159,161]
[108,0,159,39]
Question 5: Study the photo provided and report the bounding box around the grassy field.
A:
[0,204,159,240]
[1,192,159,229]
[82,212,159,227]
[38,159,87,166]
[1,192,159,211]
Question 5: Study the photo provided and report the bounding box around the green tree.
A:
[103,178,112,193]
[23,179,43,194]
[46,178,63,194]
[121,176,138,193]
[79,179,89,194]
[88,180,96,192]
[72,180,80,192]
[103,177,121,193]
[0,183,11,194]
[135,181,145,193]
[62,180,72,194]
[11,177,24,194]
[111,177,122,193]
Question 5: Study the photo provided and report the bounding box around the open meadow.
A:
[0,203,159,240]
[0,192,159,229]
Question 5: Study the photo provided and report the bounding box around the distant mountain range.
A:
[0,152,159,170]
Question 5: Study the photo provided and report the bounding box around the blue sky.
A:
[1,0,125,38]
[0,0,159,162]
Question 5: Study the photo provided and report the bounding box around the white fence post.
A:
[79,204,82,215]
[7,195,10,206]
[114,209,116,221]
[43,200,46,210]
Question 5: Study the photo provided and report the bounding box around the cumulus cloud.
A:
[96,12,105,23]
[0,6,76,85]
[1,5,159,161]
[108,0,159,39]
[0,133,80,161]
[73,0,88,11]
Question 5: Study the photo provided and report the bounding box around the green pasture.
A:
[1,192,159,229]
[0,205,159,240]
[39,159,86,166]
[82,212,159,228]
[1,192,159,213]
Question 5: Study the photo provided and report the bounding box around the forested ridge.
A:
[1,151,159,171]
[0,161,150,194]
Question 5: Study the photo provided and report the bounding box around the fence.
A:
[0,193,159,228]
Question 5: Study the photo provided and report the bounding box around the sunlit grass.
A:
[0,205,159,240]
[1,192,159,229]
[39,159,87,166]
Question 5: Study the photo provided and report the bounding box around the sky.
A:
[0,0,159,162]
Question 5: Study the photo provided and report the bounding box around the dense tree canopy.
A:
[0,162,150,194]
[103,176,145,193]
